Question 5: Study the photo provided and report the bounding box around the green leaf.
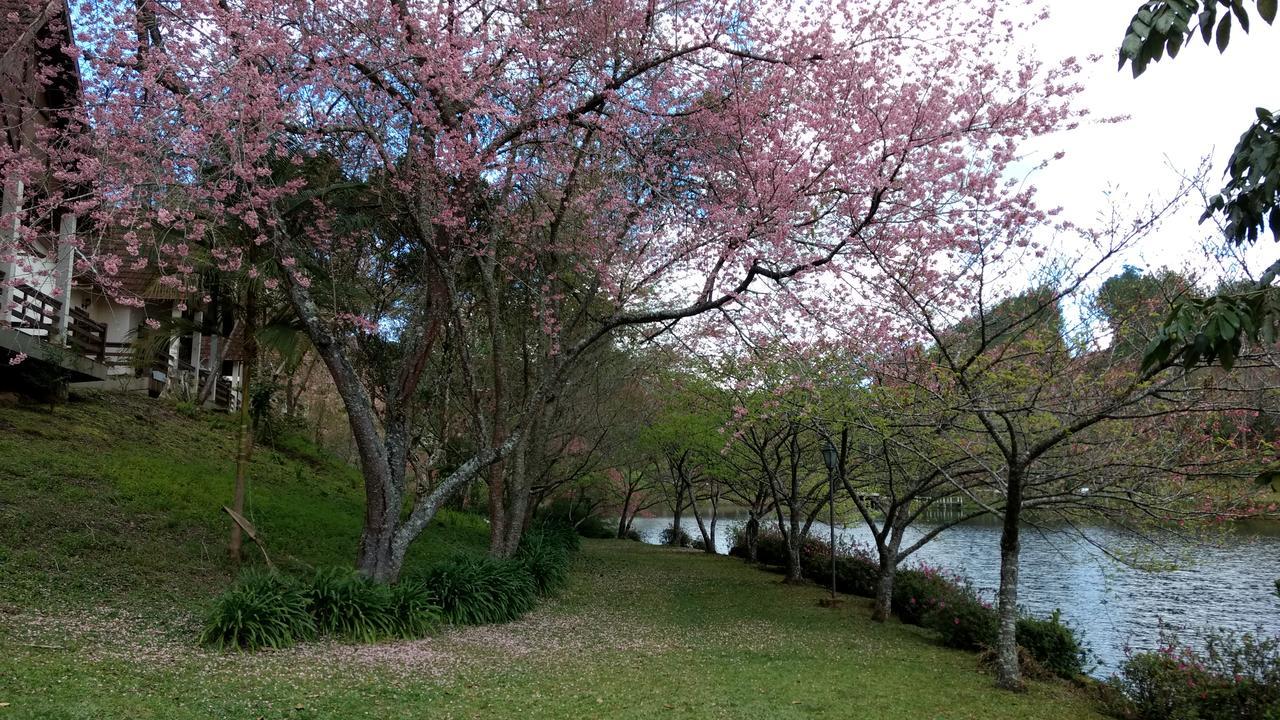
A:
[1217,13,1233,51]
[1201,6,1218,43]
[1261,0,1279,24]
[1220,342,1237,370]
[1233,0,1251,32]
[1121,33,1145,61]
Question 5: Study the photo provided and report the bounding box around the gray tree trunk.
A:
[873,545,898,622]
[995,469,1025,690]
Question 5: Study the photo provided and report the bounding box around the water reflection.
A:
[628,514,1280,675]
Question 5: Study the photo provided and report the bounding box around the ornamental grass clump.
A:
[305,567,402,641]
[387,578,443,638]
[420,555,538,625]
[516,528,573,597]
[199,569,315,650]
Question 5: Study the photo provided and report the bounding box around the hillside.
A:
[0,393,1103,719]
[0,391,486,611]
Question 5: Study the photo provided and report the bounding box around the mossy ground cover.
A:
[1,393,1103,718]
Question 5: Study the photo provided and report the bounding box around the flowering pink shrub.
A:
[1106,626,1280,720]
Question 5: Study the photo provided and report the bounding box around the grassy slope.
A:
[0,391,484,611]
[0,393,1103,719]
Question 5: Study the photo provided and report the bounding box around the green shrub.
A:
[799,543,879,598]
[737,529,809,566]
[623,528,643,542]
[659,526,693,548]
[1016,610,1087,679]
[420,555,538,625]
[1106,627,1280,720]
[537,499,611,539]
[305,567,406,641]
[832,555,880,598]
[747,529,788,565]
[925,595,998,652]
[528,517,582,552]
[200,569,315,650]
[891,565,965,626]
[516,530,572,596]
[575,516,615,539]
[387,579,443,638]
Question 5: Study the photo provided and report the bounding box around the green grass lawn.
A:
[0,393,1104,719]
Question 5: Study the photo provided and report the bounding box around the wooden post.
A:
[54,212,76,344]
[167,303,182,376]
[190,309,203,395]
[0,180,24,322]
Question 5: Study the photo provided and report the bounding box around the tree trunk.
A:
[873,551,897,622]
[355,519,400,583]
[498,409,541,557]
[280,257,517,584]
[873,520,905,621]
[482,256,509,556]
[228,287,257,565]
[995,469,1025,691]
[487,461,508,555]
[669,484,685,546]
[616,485,634,538]
[745,514,760,562]
[707,488,720,555]
[784,531,803,583]
[689,494,715,553]
[784,503,803,583]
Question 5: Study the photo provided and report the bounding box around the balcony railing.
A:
[67,307,107,362]
[4,282,107,363]
[8,283,61,337]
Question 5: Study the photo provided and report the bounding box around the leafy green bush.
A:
[539,519,583,553]
[659,526,693,548]
[305,567,402,641]
[833,555,880,598]
[1106,627,1280,720]
[420,555,538,625]
[798,542,879,598]
[739,529,822,566]
[623,528,643,542]
[1016,610,1087,679]
[756,532,786,563]
[200,569,315,650]
[537,499,611,539]
[516,529,572,596]
[891,565,966,626]
[575,516,615,539]
[925,595,998,652]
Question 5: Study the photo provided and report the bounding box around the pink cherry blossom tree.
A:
[45,0,1084,580]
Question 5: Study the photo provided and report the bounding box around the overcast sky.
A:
[1021,1,1280,283]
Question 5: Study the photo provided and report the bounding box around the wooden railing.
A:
[67,307,106,362]
[103,341,134,368]
[8,283,61,337]
[3,280,109,365]
[215,376,231,407]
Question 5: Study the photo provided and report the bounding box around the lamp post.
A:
[821,437,839,603]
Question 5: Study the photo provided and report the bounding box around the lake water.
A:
[628,514,1280,675]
